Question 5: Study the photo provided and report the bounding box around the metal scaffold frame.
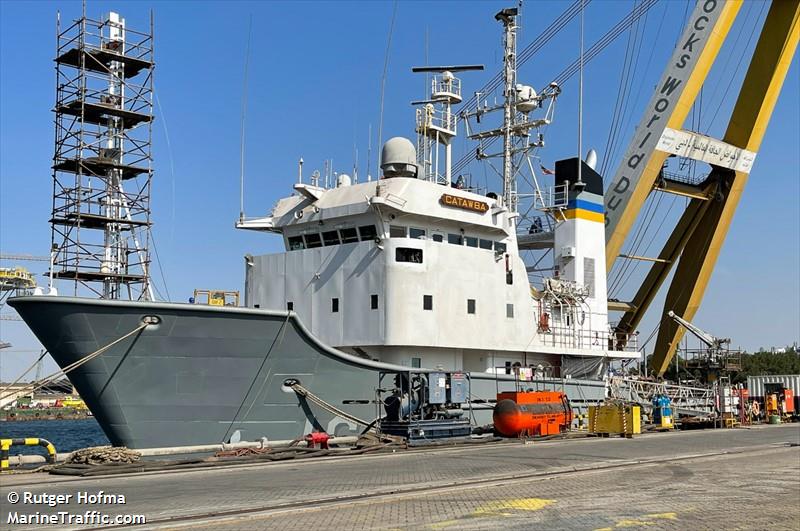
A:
[50,6,154,300]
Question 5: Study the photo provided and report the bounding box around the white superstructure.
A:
[237,6,639,379]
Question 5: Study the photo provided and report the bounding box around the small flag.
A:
[540,164,555,175]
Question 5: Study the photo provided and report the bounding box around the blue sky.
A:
[1,0,798,379]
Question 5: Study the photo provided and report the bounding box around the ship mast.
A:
[103,12,125,299]
[462,6,560,226]
[498,7,517,211]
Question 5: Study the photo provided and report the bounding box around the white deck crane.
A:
[666,310,739,377]
[667,311,729,352]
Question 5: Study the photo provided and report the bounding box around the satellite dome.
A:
[337,174,352,187]
[515,84,538,113]
[380,137,418,178]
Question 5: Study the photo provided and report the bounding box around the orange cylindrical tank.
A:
[493,399,526,437]
[493,391,572,437]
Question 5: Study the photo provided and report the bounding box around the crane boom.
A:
[0,254,49,262]
[667,311,725,349]
[603,0,740,264]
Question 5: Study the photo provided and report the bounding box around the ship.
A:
[9,6,641,449]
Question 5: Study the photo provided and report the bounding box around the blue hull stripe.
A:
[567,199,604,213]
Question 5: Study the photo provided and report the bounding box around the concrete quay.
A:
[1,424,798,530]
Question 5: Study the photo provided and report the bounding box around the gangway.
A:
[609,376,715,417]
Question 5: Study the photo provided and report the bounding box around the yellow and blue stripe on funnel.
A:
[564,198,604,223]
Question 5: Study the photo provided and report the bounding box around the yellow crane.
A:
[0,267,36,305]
[604,0,799,376]
[0,267,35,289]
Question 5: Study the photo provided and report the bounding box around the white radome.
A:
[516,84,538,113]
[337,174,352,187]
[585,149,598,170]
[380,137,418,178]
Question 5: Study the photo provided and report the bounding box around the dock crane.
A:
[604,0,799,376]
[0,253,46,311]
[666,311,740,378]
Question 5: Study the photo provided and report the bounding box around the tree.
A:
[737,347,800,381]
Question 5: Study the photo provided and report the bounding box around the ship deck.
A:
[1,424,798,530]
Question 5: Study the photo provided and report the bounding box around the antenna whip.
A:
[239,15,253,220]
[377,0,399,178]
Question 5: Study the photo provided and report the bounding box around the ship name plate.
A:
[440,193,489,213]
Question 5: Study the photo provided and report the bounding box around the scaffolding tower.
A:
[50,7,154,300]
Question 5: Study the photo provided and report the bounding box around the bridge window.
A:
[432,233,444,243]
[288,236,305,250]
[389,225,406,237]
[412,357,421,368]
[304,233,322,249]
[506,303,514,318]
[332,298,339,313]
[287,301,294,311]
[467,299,476,314]
[322,230,340,246]
[465,236,478,248]
[423,295,433,311]
[396,248,423,263]
[448,233,463,245]
[495,242,507,253]
[409,227,426,239]
[371,294,379,310]
[358,225,377,241]
[340,227,359,243]
[479,239,493,250]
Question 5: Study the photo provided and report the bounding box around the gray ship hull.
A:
[8,296,607,449]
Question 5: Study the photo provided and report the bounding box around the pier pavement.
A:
[1,424,798,530]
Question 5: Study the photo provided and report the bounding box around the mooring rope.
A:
[0,323,148,403]
[290,383,374,429]
[67,446,141,465]
[0,350,49,396]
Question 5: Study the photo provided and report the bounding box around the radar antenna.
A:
[411,65,484,185]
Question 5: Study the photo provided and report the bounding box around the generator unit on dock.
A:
[492,390,572,437]
[377,371,472,444]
